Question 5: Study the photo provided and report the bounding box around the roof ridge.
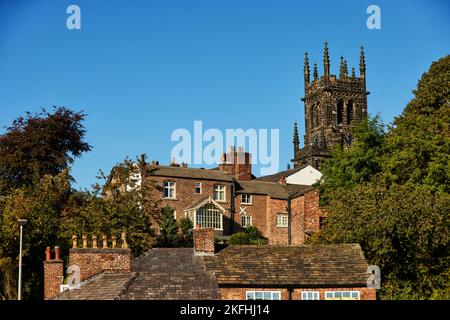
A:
[115,272,140,300]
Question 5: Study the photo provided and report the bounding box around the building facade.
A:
[293,43,369,170]
[45,228,377,300]
[131,147,325,245]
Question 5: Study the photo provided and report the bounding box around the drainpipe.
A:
[287,196,292,245]
[230,180,236,235]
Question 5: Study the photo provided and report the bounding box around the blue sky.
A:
[0,0,449,189]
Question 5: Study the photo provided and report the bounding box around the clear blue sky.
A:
[0,0,449,189]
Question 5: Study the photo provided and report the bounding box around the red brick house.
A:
[109,146,325,245]
[44,228,377,300]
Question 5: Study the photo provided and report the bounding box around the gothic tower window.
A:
[310,105,315,129]
[314,104,319,127]
[347,100,353,124]
[337,100,344,125]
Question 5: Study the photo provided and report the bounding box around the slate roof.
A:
[52,272,136,300]
[255,167,304,182]
[235,180,313,199]
[53,245,370,299]
[54,248,220,300]
[147,165,233,182]
[203,244,370,287]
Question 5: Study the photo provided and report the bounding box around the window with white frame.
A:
[246,291,281,300]
[195,203,223,230]
[195,182,202,194]
[214,185,226,201]
[325,291,360,300]
[163,181,176,199]
[241,194,252,205]
[241,215,252,228]
[276,214,288,227]
[302,291,320,300]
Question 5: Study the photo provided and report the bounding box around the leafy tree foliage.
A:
[178,216,194,247]
[312,55,450,299]
[383,55,450,192]
[156,205,179,247]
[227,226,268,245]
[0,107,91,191]
[0,107,90,300]
[61,156,160,258]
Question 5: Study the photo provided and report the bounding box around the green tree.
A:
[0,171,71,300]
[178,216,194,247]
[313,55,450,299]
[228,226,268,245]
[61,156,160,257]
[0,107,91,192]
[317,115,386,204]
[383,55,450,192]
[0,107,91,300]
[156,205,179,247]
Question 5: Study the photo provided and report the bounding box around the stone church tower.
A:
[292,43,369,170]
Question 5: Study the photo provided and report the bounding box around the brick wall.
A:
[193,227,215,255]
[292,287,376,300]
[233,194,268,235]
[149,176,233,234]
[69,248,131,282]
[267,198,289,244]
[43,260,63,300]
[220,287,376,300]
[219,148,252,181]
[303,189,325,235]
[220,287,290,300]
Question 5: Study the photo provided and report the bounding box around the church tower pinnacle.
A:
[293,44,369,170]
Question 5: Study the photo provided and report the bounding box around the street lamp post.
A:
[17,219,27,301]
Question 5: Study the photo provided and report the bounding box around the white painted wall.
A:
[286,165,322,186]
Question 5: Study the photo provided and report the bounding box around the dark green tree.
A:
[383,55,450,192]
[156,205,179,247]
[313,55,450,299]
[0,107,91,300]
[178,216,194,247]
[227,226,268,245]
[0,107,91,191]
[61,156,160,258]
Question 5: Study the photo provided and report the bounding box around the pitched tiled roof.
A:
[147,165,233,182]
[203,244,369,287]
[54,248,220,300]
[119,271,219,300]
[52,245,369,299]
[255,167,303,182]
[235,180,313,199]
[52,272,136,300]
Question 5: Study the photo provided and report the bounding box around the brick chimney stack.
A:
[69,233,131,282]
[43,246,64,300]
[219,146,252,180]
[193,225,215,256]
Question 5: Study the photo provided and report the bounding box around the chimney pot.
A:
[92,235,98,248]
[102,235,108,248]
[82,234,88,248]
[54,246,60,260]
[121,232,128,249]
[72,234,78,248]
[112,235,117,248]
[45,246,51,261]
